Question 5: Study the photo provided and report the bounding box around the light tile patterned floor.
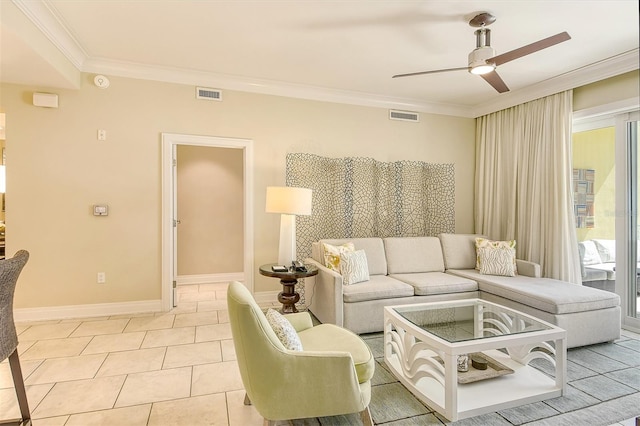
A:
[2,283,639,425]
[0,282,270,425]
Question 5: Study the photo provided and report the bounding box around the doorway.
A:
[161,133,254,310]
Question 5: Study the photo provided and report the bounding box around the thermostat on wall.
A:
[93,205,109,216]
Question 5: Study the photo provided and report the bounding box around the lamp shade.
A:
[265,186,312,216]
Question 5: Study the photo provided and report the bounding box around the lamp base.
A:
[277,214,296,266]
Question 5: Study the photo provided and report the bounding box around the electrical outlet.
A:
[97,272,106,284]
[97,129,107,141]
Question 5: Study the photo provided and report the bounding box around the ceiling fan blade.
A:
[489,32,571,66]
[480,71,510,93]
[392,66,469,78]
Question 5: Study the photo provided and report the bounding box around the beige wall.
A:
[177,145,244,275]
[573,70,640,111]
[572,127,616,241]
[0,74,476,307]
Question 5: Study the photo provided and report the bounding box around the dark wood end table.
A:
[259,263,318,314]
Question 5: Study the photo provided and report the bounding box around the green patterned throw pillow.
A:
[475,237,517,274]
[339,249,370,285]
[477,246,517,277]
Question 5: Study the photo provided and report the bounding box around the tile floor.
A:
[1,282,272,425]
[2,283,639,425]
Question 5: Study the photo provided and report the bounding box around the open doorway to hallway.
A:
[161,134,254,310]
[176,145,244,284]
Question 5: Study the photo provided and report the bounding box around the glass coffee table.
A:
[384,299,566,421]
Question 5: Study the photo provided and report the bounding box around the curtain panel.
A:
[286,153,455,262]
[475,90,581,284]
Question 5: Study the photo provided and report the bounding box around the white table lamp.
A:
[266,186,312,265]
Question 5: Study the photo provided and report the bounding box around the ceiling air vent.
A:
[389,110,419,122]
[196,87,222,101]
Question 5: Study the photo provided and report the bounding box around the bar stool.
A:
[0,250,30,426]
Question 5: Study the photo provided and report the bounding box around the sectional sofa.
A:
[305,234,621,348]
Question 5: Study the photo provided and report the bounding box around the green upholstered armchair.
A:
[227,281,374,425]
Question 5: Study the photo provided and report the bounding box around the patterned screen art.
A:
[286,153,456,266]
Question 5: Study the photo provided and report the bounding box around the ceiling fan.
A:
[392,12,571,93]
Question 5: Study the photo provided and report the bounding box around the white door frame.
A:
[161,133,254,311]
[615,110,640,332]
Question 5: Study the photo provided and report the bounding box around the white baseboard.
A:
[13,289,296,322]
[14,300,163,322]
[177,272,244,285]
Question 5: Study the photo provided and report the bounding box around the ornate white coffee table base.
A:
[384,299,566,422]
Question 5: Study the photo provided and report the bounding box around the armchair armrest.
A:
[304,258,345,327]
[516,259,541,278]
[255,350,367,421]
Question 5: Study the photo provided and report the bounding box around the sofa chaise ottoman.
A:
[305,234,621,348]
[439,234,621,348]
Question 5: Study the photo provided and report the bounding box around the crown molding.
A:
[82,57,475,117]
[13,0,474,117]
[472,49,639,117]
[12,0,638,119]
[11,0,88,69]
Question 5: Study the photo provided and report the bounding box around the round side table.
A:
[259,263,318,313]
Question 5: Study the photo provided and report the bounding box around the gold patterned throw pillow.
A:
[322,242,355,272]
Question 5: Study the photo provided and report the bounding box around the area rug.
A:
[305,330,640,425]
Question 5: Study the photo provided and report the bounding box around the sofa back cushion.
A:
[578,240,603,266]
[383,237,445,274]
[438,233,487,270]
[593,239,615,263]
[315,238,387,275]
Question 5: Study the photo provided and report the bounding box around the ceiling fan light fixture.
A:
[468,45,496,75]
[470,63,495,75]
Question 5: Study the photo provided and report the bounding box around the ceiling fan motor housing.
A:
[468,46,496,73]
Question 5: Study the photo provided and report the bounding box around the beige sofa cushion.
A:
[390,272,477,296]
[447,268,620,315]
[342,275,414,303]
[439,233,487,269]
[384,237,445,274]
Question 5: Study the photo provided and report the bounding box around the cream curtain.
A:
[475,90,582,284]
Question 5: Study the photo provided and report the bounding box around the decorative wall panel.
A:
[286,153,456,264]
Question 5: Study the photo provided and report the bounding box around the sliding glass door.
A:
[574,108,639,332]
[617,112,640,329]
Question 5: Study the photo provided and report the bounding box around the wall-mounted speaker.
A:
[33,92,59,108]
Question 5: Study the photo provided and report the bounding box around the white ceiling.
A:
[1,0,638,117]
